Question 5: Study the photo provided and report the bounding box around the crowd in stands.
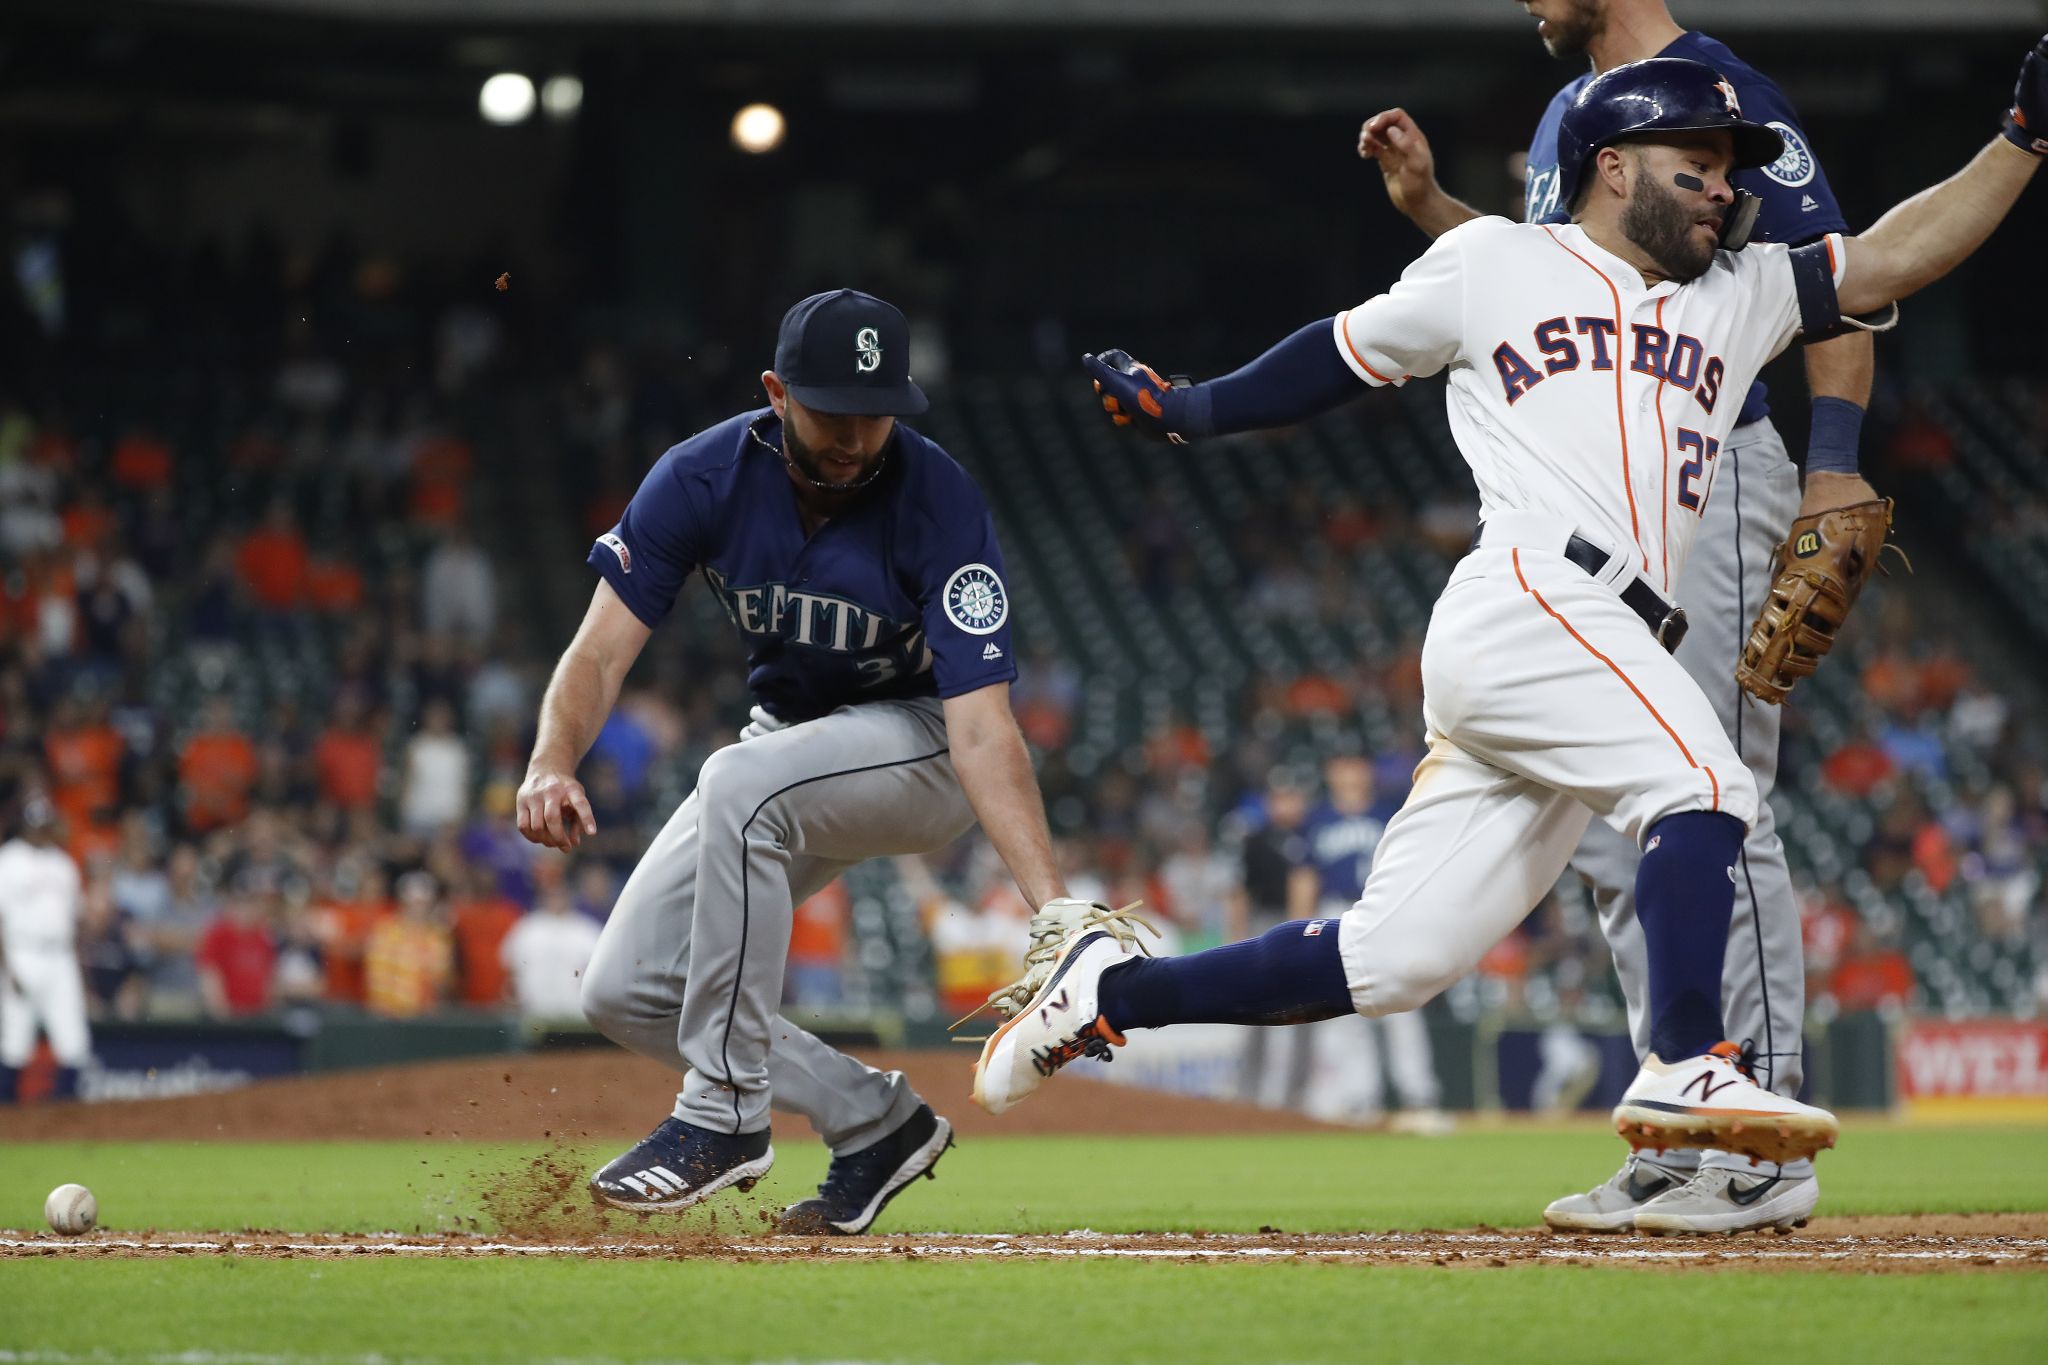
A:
[1,217,2044,1053]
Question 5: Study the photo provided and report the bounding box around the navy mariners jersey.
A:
[1523,31,1848,428]
[589,409,1018,721]
[1297,799,1402,904]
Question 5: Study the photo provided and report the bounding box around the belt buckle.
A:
[1655,606,1689,652]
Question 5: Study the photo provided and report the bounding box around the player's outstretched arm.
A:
[517,579,653,850]
[1358,108,1485,240]
[1084,319,1371,444]
[941,683,1067,909]
[1838,34,2047,316]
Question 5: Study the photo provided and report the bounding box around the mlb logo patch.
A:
[598,532,632,573]
[1303,920,1328,937]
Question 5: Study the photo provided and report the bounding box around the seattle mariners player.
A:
[517,290,1105,1233]
[1294,753,1447,1129]
[974,46,2047,1174]
[0,796,91,1104]
[1357,0,1874,1234]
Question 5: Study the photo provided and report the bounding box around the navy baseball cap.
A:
[774,289,928,417]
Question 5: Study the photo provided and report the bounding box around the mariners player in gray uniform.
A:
[518,290,1102,1233]
[1357,0,1882,1231]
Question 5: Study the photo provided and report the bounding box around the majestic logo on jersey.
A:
[597,531,632,573]
[855,326,883,374]
[1714,79,1742,117]
[942,563,1008,636]
[1762,121,1816,187]
[1491,317,1728,415]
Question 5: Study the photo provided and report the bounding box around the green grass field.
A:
[4,1123,2046,1364]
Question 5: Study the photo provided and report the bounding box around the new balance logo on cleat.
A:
[1681,1070,1740,1102]
[982,641,1004,660]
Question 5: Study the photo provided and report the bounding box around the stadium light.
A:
[541,75,584,120]
[479,73,536,126]
[731,103,786,154]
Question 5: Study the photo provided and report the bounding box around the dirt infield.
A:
[3,1216,2044,1272]
[0,1047,1331,1143]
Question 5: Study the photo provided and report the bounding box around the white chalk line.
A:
[0,1354,921,1365]
[3,1232,2044,1263]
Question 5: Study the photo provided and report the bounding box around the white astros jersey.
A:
[1332,216,1847,595]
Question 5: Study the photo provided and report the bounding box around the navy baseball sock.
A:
[51,1066,80,1101]
[1636,810,1747,1061]
[0,1065,17,1104]
[1096,920,1354,1031]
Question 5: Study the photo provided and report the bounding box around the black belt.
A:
[1470,523,1689,654]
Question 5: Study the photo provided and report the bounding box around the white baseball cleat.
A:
[972,930,1134,1115]
[983,900,1159,1021]
[1541,1154,1694,1232]
[1632,1167,1821,1235]
[1612,1042,1839,1167]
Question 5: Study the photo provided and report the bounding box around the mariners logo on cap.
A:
[855,326,882,374]
[1714,78,1741,115]
[943,563,1008,635]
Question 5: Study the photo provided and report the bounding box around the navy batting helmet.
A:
[1556,57,1785,215]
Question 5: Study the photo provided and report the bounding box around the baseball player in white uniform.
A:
[0,797,91,1103]
[973,44,2047,1176]
[1356,0,1876,1234]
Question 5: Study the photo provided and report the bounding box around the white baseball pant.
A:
[1338,510,1758,1020]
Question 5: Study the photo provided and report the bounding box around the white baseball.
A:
[44,1183,97,1236]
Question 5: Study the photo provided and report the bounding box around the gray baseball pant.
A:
[580,697,976,1151]
[1568,415,1813,1179]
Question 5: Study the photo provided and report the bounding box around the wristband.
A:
[1807,397,1865,476]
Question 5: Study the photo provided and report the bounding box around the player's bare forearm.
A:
[526,581,650,775]
[528,649,623,776]
[1840,140,2040,315]
[520,580,651,848]
[1356,107,1484,240]
[943,685,1067,909]
[1802,329,1872,409]
[1410,191,1485,241]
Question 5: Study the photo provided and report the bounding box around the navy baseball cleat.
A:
[588,1118,774,1213]
[775,1104,955,1235]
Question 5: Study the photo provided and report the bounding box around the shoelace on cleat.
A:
[982,903,1160,1021]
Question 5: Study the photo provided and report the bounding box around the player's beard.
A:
[783,422,889,494]
[1621,174,1719,283]
[1533,0,1600,60]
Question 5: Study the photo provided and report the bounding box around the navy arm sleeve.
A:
[1188,319,1373,437]
[586,453,707,629]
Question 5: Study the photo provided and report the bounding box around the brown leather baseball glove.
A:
[1736,498,1902,705]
